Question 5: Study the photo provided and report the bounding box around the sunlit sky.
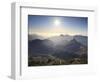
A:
[28,15,88,37]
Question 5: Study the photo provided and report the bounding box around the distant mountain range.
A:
[28,34,88,66]
[28,34,45,40]
[28,34,87,46]
[28,34,87,58]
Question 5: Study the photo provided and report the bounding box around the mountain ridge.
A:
[28,34,88,65]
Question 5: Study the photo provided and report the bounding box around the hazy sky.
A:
[28,15,88,37]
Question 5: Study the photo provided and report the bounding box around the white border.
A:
[11,2,96,80]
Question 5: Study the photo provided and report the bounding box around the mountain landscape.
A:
[28,34,88,66]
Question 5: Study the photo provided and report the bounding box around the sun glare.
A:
[54,19,61,26]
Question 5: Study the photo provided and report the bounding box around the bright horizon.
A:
[28,15,88,37]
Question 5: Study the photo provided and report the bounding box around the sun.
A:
[54,19,61,26]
